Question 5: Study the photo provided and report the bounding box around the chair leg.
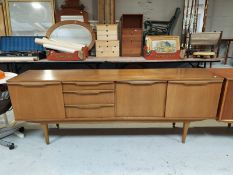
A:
[41,124,49,145]
[3,113,9,126]
[172,123,176,128]
[56,124,60,129]
[182,122,190,144]
[228,123,231,128]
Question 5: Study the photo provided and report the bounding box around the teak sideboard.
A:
[7,69,225,144]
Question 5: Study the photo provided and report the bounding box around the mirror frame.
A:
[46,20,95,50]
[4,0,55,36]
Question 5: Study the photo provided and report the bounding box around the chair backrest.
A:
[188,31,223,57]
[190,32,222,46]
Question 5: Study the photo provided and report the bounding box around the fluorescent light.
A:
[31,2,42,9]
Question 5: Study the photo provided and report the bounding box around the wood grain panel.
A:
[63,82,114,91]
[98,0,105,24]
[8,82,65,121]
[0,4,6,36]
[65,104,115,118]
[63,90,114,105]
[219,81,233,121]
[116,81,167,118]
[166,81,222,119]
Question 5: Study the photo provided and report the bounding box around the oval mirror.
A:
[46,20,95,50]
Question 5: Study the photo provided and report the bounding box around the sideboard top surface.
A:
[208,68,233,80]
[7,69,224,82]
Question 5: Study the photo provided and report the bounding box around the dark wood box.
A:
[121,14,143,57]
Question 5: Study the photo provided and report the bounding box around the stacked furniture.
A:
[96,24,119,57]
[7,69,224,144]
[121,14,143,56]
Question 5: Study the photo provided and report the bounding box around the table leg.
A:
[182,122,190,144]
[224,41,231,65]
[41,124,49,144]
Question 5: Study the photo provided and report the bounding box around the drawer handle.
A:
[64,82,113,86]
[169,81,222,85]
[66,104,114,109]
[117,81,166,85]
[64,90,114,95]
[8,82,60,87]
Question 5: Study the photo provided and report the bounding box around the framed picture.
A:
[144,35,180,60]
[146,36,180,53]
[4,0,55,36]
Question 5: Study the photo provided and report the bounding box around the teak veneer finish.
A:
[208,68,233,122]
[7,69,224,144]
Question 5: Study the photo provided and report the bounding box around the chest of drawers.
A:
[121,14,143,56]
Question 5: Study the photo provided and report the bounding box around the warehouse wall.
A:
[115,0,184,35]
[206,0,233,57]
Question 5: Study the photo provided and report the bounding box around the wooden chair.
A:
[187,32,223,58]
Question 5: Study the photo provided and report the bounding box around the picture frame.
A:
[144,35,181,60]
[4,0,55,36]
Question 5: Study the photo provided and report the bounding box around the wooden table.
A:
[221,38,233,64]
[7,69,224,144]
[0,57,222,73]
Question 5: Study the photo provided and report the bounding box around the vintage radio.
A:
[96,24,118,40]
[96,40,119,57]
[144,35,181,60]
[121,14,143,57]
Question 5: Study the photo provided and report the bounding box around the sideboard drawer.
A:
[65,104,115,118]
[63,82,114,91]
[63,90,114,105]
[165,81,223,119]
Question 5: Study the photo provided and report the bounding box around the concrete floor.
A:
[1,60,233,175]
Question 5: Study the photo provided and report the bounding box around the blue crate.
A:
[0,36,45,52]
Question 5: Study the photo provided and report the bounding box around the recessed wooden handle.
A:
[64,82,113,86]
[169,80,222,85]
[64,90,114,95]
[118,81,166,85]
[65,104,114,109]
[8,82,61,87]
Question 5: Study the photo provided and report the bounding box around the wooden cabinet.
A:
[208,69,233,122]
[165,81,223,119]
[121,14,143,56]
[7,69,225,144]
[116,81,167,118]
[8,82,65,121]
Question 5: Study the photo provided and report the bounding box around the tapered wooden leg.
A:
[56,124,60,129]
[41,124,49,144]
[182,122,190,144]
[228,123,232,128]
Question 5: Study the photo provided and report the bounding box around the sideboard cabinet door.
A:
[219,81,233,121]
[8,82,65,121]
[116,81,167,118]
[165,81,222,119]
